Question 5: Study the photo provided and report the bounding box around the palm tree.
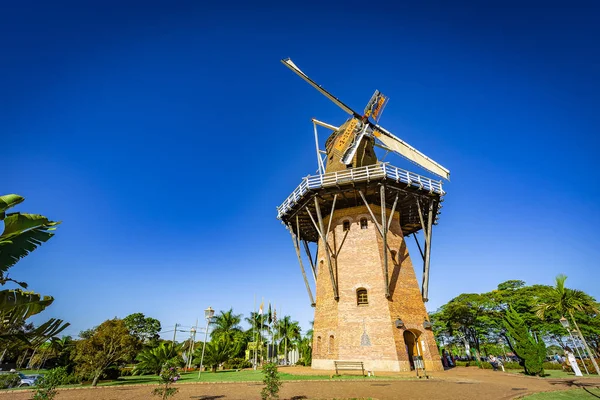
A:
[276,316,301,365]
[534,274,600,375]
[194,337,239,372]
[210,309,243,343]
[133,342,182,375]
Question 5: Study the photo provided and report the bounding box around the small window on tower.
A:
[329,335,335,353]
[316,336,322,353]
[357,288,368,305]
[343,220,350,231]
[360,218,368,229]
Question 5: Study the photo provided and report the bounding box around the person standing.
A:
[565,348,583,377]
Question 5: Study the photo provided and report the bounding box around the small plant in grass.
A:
[32,367,68,400]
[261,362,282,400]
[152,363,181,400]
[0,373,20,389]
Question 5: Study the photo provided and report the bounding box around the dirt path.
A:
[5,368,600,400]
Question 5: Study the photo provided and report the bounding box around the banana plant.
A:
[0,194,69,347]
[1,194,60,286]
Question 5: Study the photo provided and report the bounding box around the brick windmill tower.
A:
[276,59,450,373]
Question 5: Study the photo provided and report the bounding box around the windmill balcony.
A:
[276,162,445,242]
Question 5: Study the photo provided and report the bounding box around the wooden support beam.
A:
[413,233,425,261]
[387,194,399,232]
[326,194,338,241]
[298,215,317,283]
[287,224,315,307]
[421,200,434,302]
[302,239,317,282]
[307,199,339,300]
[380,185,390,298]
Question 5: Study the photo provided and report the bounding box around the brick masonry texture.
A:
[311,204,443,372]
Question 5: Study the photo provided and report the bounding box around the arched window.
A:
[360,218,368,229]
[329,335,335,353]
[357,288,368,305]
[343,220,350,231]
[316,336,322,354]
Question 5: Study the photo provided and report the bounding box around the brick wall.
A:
[311,204,442,372]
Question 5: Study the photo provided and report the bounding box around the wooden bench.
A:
[334,361,365,376]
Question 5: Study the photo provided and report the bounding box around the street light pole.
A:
[198,306,214,380]
[560,316,590,375]
[187,326,197,371]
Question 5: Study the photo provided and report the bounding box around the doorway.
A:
[403,330,422,370]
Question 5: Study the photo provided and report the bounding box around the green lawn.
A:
[505,369,598,379]
[100,369,412,386]
[521,388,600,399]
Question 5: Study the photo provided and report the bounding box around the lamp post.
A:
[198,306,215,379]
[186,326,197,371]
[560,316,590,375]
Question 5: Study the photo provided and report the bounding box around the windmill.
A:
[281,58,450,180]
[277,58,449,373]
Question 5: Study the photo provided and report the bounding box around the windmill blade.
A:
[281,58,360,118]
[373,125,450,180]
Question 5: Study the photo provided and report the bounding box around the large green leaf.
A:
[0,289,55,326]
[0,289,69,346]
[0,194,24,215]
[27,319,70,347]
[0,212,60,273]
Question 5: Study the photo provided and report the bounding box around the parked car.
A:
[18,372,42,387]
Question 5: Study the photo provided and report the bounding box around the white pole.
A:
[198,318,210,379]
[253,294,257,370]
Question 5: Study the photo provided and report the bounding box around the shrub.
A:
[120,367,134,377]
[504,306,546,376]
[32,367,69,400]
[0,373,20,389]
[563,358,600,374]
[542,362,564,370]
[152,363,180,400]
[223,358,252,370]
[295,359,306,366]
[261,362,282,400]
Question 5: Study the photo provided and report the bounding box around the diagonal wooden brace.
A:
[287,223,315,307]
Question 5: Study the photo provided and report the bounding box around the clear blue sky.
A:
[3,1,599,340]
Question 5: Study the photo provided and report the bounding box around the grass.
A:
[100,369,412,386]
[520,388,600,399]
[505,369,599,379]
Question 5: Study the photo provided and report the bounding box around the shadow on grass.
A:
[189,396,226,400]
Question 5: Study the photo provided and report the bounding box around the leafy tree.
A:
[534,274,600,375]
[504,306,546,376]
[123,313,161,344]
[72,318,138,386]
[430,293,493,362]
[134,342,182,376]
[276,316,300,365]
